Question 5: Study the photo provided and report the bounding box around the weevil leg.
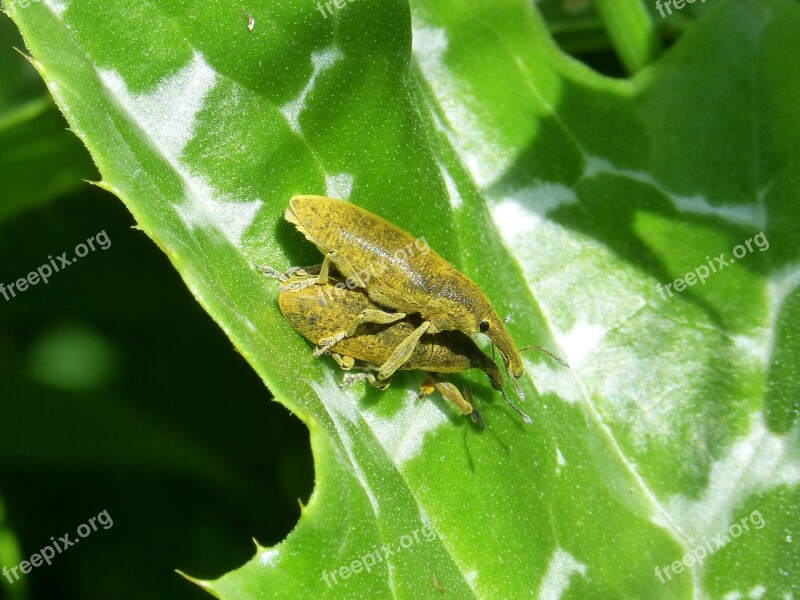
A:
[286,264,322,277]
[376,321,431,380]
[261,264,319,292]
[369,374,391,390]
[330,353,355,370]
[427,375,474,416]
[279,251,362,290]
[277,252,345,289]
[419,374,484,428]
[341,371,390,390]
[278,274,320,292]
[462,385,485,429]
[258,265,288,281]
[316,251,337,285]
[315,308,407,355]
[341,372,365,387]
[259,265,322,282]
[418,378,437,398]
[340,372,367,388]
[319,250,367,289]
[345,309,406,336]
[312,332,348,357]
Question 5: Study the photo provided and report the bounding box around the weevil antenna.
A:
[510,375,526,403]
[499,386,531,425]
[520,344,569,368]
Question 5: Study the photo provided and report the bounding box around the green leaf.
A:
[0,14,96,222]
[0,496,27,600]
[594,0,661,73]
[6,0,799,598]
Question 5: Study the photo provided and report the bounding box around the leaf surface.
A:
[6,0,799,598]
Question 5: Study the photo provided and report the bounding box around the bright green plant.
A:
[5,0,799,598]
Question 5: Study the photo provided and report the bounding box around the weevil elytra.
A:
[284,195,565,402]
[264,268,529,424]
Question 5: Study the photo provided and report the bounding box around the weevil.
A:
[284,195,567,402]
[263,268,530,424]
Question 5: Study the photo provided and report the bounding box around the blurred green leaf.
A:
[0,371,259,503]
[6,0,799,599]
[0,9,43,112]
[536,0,704,59]
[0,13,96,223]
[593,0,661,73]
[0,497,27,600]
[26,323,119,392]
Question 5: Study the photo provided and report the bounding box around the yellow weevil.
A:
[283,195,567,405]
[263,268,529,425]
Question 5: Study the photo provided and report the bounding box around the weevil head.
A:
[437,281,524,382]
[469,332,531,423]
[476,311,524,381]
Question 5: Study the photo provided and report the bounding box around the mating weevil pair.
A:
[265,268,504,427]
[264,195,568,426]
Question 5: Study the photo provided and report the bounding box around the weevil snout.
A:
[478,311,524,380]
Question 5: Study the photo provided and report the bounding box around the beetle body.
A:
[285,195,523,383]
[267,271,504,424]
[276,274,504,389]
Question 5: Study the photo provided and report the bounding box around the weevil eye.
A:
[479,320,490,333]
